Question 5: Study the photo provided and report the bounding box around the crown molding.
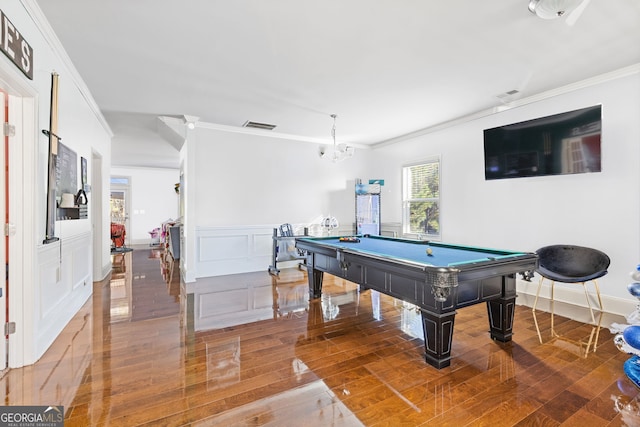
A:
[198,121,369,149]
[200,121,327,144]
[374,63,640,149]
[20,0,113,137]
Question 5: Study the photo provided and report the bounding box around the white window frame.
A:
[402,157,441,240]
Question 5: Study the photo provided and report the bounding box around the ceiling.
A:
[35,0,640,169]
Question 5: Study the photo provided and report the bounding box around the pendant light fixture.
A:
[528,0,582,19]
[326,114,354,162]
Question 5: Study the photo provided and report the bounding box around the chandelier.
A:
[320,216,339,235]
[528,0,582,19]
[322,114,354,162]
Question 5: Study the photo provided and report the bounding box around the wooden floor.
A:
[2,245,640,426]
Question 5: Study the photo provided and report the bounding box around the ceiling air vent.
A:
[242,120,277,131]
[496,89,520,100]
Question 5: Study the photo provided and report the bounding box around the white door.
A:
[0,91,7,370]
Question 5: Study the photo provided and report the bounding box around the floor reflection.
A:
[274,281,308,318]
[192,380,365,426]
[190,271,364,331]
[205,336,241,391]
[109,251,132,321]
[613,376,640,426]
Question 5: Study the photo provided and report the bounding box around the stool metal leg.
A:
[550,280,556,338]
[532,276,602,354]
[532,276,546,344]
[581,279,603,353]
[592,280,603,350]
[531,276,559,344]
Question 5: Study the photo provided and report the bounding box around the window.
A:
[110,176,130,185]
[402,158,440,238]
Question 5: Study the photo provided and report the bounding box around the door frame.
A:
[0,64,37,368]
[0,91,6,371]
[92,151,106,279]
[110,176,132,247]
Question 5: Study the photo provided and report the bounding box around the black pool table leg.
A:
[486,296,516,342]
[420,310,456,369]
[306,267,324,299]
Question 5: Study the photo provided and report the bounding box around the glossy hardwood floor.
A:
[2,245,640,426]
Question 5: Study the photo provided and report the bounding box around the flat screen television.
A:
[483,105,602,180]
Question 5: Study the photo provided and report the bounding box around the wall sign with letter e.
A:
[0,9,33,80]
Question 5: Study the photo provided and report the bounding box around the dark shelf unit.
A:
[58,205,87,220]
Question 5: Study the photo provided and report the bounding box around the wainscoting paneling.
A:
[198,235,249,262]
[195,226,275,277]
[39,241,67,319]
[194,223,404,278]
[35,232,92,361]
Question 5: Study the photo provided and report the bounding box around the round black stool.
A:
[532,244,610,353]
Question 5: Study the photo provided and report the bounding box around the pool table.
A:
[295,235,537,369]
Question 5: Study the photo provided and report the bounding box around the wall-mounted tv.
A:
[484,105,602,180]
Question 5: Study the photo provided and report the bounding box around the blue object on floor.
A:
[624,356,640,389]
[629,282,640,298]
[624,326,640,350]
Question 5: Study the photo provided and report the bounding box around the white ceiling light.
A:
[322,114,354,163]
[528,0,582,19]
[183,115,199,130]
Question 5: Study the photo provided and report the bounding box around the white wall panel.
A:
[199,235,249,261]
[71,239,91,289]
[35,233,92,361]
[38,242,64,320]
[195,226,275,277]
[253,233,274,259]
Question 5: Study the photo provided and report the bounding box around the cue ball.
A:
[426,248,433,256]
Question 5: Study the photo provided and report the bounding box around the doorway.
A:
[110,176,131,248]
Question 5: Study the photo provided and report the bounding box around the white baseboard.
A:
[516,278,635,320]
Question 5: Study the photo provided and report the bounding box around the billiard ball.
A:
[426,248,433,256]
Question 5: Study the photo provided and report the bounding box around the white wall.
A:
[181,126,373,280]
[0,1,112,366]
[110,166,180,244]
[370,72,640,304]
[191,127,372,227]
[180,70,639,318]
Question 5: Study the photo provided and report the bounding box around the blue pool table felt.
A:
[299,236,525,267]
